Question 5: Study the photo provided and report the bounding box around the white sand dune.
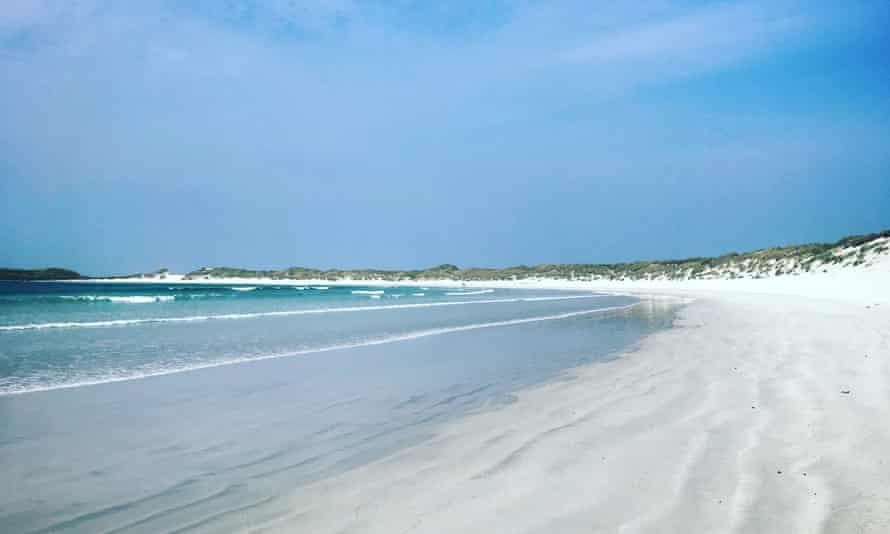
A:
[244,262,890,533]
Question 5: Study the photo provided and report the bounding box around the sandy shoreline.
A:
[183,261,888,533]
[251,289,889,533]
[50,262,890,531]
[77,249,889,306]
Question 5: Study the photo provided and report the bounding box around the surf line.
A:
[1,303,637,396]
[0,294,612,332]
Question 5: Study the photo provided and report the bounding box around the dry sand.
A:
[248,288,890,533]
[81,253,890,532]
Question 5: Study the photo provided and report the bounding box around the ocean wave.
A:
[231,287,257,292]
[412,292,425,296]
[0,293,230,305]
[312,286,329,290]
[56,295,175,304]
[174,293,228,300]
[445,289,495,296]
[351,290,384,295]
[0,302,635,396]
[111,296,175,303]
[0,294,608,331]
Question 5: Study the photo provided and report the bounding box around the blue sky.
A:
[2,0,889,275]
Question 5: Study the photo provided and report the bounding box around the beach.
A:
[268,286,890,533]
[5,0,889,530]
[1,285,673,532]
[2,257,889,532]
[222,256,890,532]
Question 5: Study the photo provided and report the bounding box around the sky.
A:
[1,0,889,275]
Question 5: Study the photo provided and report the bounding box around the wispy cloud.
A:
[0,1,869,84]
[0,0,880,185]
[561,2,807,68]
[0,0,97,31]
[1,1,888,271]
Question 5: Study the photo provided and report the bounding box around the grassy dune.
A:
[185,230,890,282]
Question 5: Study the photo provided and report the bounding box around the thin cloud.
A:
[560,2,809,74]
[1,1,888,271]
[0,0,97,30]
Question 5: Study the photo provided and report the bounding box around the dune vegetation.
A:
[184,230,890,282]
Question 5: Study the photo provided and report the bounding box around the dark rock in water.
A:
[841,390,851,394]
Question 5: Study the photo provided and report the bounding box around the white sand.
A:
[228,260,887,532]
[85,236,890,306]
[83,252,890,531]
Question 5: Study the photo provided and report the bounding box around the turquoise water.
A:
[0,281,676,532]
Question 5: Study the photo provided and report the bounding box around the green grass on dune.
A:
[184,230,890,282]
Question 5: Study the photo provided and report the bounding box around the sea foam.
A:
[445,289,495,296]
[0,302,634,396]
[56,295,175,304]
[0,294,606,331]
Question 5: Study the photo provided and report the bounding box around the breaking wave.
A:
[0,294,608,331]
[0,302,634,396]
[445,289,495,296]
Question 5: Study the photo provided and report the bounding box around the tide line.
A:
[0,294,609,332]
[0,303,636,396]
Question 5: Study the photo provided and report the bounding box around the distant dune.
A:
[84,229,890,285]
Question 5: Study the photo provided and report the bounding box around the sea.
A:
[0,281,676,533]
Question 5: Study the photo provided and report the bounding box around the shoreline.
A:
[59,245,887,306]
[13,265,890,531]
[0,300,643,397]
[0,289,673,533]
[264,288,890,533]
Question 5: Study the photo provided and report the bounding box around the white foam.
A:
[412,293,426,297]
[445,289,495,296]
[58,295,174,304]
[175,293,227,300]
[312,286,330,290]
[108,296,175,304]
[0,302,635,396]
[352,290,385,295]
[0,294,609,331]
[59,296,101,301]
[232,287,257,292]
